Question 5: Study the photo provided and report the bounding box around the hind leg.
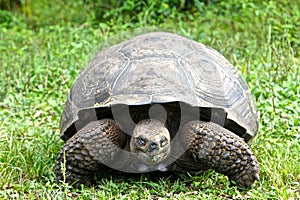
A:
[180,121,260,188]
[56,119,126,188]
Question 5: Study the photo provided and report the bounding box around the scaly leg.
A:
[180,121,260,188]
[56,119,126,188]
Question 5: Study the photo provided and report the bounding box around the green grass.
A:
[0,0,299,199]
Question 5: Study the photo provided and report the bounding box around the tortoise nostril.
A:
[149,142,158,152]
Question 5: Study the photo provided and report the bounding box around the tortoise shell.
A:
[60,32,258,143]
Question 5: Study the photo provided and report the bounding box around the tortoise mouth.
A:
[133,148,170,166]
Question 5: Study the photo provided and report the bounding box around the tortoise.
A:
[56,32,260,189]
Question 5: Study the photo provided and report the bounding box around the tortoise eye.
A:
[137,136,147,146]
[160,136,168,147]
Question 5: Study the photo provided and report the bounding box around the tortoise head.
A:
[130,119,171,166]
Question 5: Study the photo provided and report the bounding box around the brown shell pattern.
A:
[60,32,258,142]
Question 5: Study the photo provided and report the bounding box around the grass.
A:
[0,0,299,199]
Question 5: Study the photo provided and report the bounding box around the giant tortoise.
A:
[56,32,259,188]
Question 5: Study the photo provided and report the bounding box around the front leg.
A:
[180,121,260,188]
[56,119,126,188]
